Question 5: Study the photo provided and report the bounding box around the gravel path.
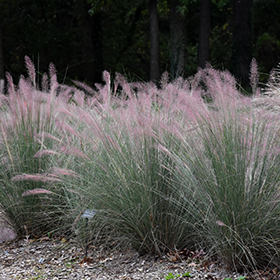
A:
[0,222,277,280]
[0,237,250,280]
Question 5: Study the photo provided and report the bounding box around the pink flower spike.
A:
[60,146,89,159]
[216,220,227,227]
[157,144,172,157]
[49,167,78,177]
[250,58,259,94]
[24,56,36,87]
[34,150,59,158]
[11,174,62,182]
[22,188,54,197]
[38,132,62,143]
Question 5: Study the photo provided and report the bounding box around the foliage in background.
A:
[0,0,280,84]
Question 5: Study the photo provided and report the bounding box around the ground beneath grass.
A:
[0,238,241,280]
[0,222,278,280]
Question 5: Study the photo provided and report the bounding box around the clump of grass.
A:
[58,66,280,270]
[2,57,280,274]
[165,67,280,271]
[60,72,198,254]
[0,57,81,237]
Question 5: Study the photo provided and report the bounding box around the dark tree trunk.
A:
[197,0,211,69]
[76,1,103,83]
[170,0,186,79]
[232,0,253,85]
[149,0,160,82]
[91,12,104,83]
[0,15,4,80]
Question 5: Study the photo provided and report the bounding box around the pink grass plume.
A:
[216,220,227,227]
[48,167,78,177]
[22,188,54,197]
[12,173,62,182]
[34,150,59,158]
[24,56,36,87]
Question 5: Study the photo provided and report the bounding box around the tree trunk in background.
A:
[91,12,104,83]
[149,0,160,82]
[0,16,4,80]
[232,0,253,85]
[76,1,103,83]
[170,0,186,79]
[197,0,211,69]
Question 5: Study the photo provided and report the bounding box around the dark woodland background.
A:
[0,0,279,88]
